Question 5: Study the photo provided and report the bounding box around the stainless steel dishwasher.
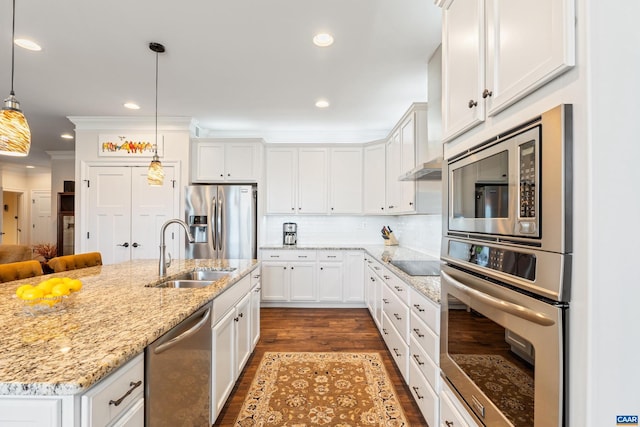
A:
[145,303,212,426]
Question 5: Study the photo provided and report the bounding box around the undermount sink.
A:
[154,280,216,289]
[149,268,236,288]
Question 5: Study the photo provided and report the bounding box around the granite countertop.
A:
[260,244,442,304]
[0,258,259,397]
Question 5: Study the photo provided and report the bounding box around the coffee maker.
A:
[283,223,297,246]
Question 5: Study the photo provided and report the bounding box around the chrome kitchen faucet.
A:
[159,219,195,276]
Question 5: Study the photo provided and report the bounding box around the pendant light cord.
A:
[155,49,158,156]
[10,0,16,96]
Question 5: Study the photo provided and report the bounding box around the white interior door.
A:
[88,167,132,265]
[31,190,53,245]
[130,166,178,261]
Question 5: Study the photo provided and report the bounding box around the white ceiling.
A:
[0,0,442,168]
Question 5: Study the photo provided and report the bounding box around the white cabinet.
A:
[250,271,261,348]
[261,249,365,306]
[441,0,575,142]
[329,147,363,214]
[385,131,402,214]
[440,381,479,427]
[86,166,179,265]
[211,273,256,423]
[265,147,328,214]
[81,353,144,427]
[363,143,386,214]
[191,139,261,183]
[0,398,66,427]
[261,250,317,302]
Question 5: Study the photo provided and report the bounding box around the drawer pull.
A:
[270,255,280,258]
[109,380,142,407]
[374,266,381,271]
[382,328,389,335]
[392,348,401,357]
[327,255,337,258]
[412,386,424,400]
[382,298,389,304]
[370,277,375,282]
[413,304,425,312]
[445,421,455,427]
[394,286,403,292]
[383,275,390,280]
[253,274,261,279]
[298,255,308,258]
[413,328,424,338]
[393,313,402,320]
[412,354,425,366]
[254,287,261,292]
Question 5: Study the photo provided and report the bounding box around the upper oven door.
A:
[447,125,540,240]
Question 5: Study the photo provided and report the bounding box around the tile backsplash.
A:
[262,214,442,258]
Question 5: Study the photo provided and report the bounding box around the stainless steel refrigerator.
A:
[185,184,257,259]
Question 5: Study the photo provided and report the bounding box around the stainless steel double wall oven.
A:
[441,105,573,426]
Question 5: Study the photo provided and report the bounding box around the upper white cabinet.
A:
[329,147,363,214]
[191,139,262,183]
[363,143,386,214]
[298,148,329,214]
[441,0,576,142]
[265,147,297,214]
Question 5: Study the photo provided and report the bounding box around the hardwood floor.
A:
[214,307,428,426]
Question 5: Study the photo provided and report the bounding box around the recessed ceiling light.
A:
[313,33,334,47]
[25,165,35,169]
[124,102,140,110]
[14,38,41,51]
[315,99,330,108]
[61,133,74,140]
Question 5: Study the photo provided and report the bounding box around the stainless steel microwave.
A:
[445,104,573,255]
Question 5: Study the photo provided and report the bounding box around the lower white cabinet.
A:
[211,272,257,424]
[409,358,439,427]
[261,249,365,306]
[0,398,67,427]
[81,353,144,427]
[440,381,480,427]
[250,272,262,348]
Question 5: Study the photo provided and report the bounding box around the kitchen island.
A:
[0,258,259,399]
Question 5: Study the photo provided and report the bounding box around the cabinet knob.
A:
[482,89,493,98]
[468,99,478,108]
[117,242,129,248]
[220,174,224,177]
[132,242,140,248]
[227,173,231,176]
[409,202,414,206]
[291,207,295,211]
[320,267,324,270]
[380,207,384,210]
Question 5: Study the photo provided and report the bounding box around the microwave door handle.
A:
[441,271,555,327]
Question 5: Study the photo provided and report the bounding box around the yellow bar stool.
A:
[47,252,103,273]
[0,260,44,283]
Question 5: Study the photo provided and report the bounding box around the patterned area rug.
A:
[451,354,534,426]
[235,352,408,426]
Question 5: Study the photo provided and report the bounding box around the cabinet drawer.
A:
[212,275,250,324]
[317,251,344,261]
[261,250,317,261]
[250,267,261,287]
[381,269,409,305]
[366,258,385,276]
[410,335,440,392]
[81,353,144,427]
[410,311,439,362]
[409,357,439,427]
[440,382,474,427]
[382,284,409,342]
[381,312,409,382]
[410,287,440,333]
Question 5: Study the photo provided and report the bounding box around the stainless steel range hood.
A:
[399,158,443,181]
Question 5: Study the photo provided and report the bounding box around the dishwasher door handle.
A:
[153,307,211,354]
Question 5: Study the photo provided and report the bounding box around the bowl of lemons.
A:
[15,277,83,314]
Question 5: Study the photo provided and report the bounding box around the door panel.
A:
[88,167,132,265]
[130,166,177,260]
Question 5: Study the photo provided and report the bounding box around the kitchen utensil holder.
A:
[384,233,399,246]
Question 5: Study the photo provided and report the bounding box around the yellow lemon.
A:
[36,280,55,294]
[15,284,34,298]
[51,284,71,297]
[67,279,83,293]
[49,277,64,285]
[20,287,45,301]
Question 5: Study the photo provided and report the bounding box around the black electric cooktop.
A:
[390,259,441,276]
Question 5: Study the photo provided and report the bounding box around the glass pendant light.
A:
[147,42,165,186]
[0,0,31,157]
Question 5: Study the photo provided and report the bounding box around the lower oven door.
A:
[440,265,567,427]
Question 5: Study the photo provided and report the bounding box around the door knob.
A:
[468,99,478,108]
[132,242,141,248]
[117,242,130,248]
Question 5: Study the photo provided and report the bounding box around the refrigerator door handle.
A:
[218,197,224,251]
[211,196,217,250]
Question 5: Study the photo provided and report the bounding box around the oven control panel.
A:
[447,240,536,281]
[519,140,537,219]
